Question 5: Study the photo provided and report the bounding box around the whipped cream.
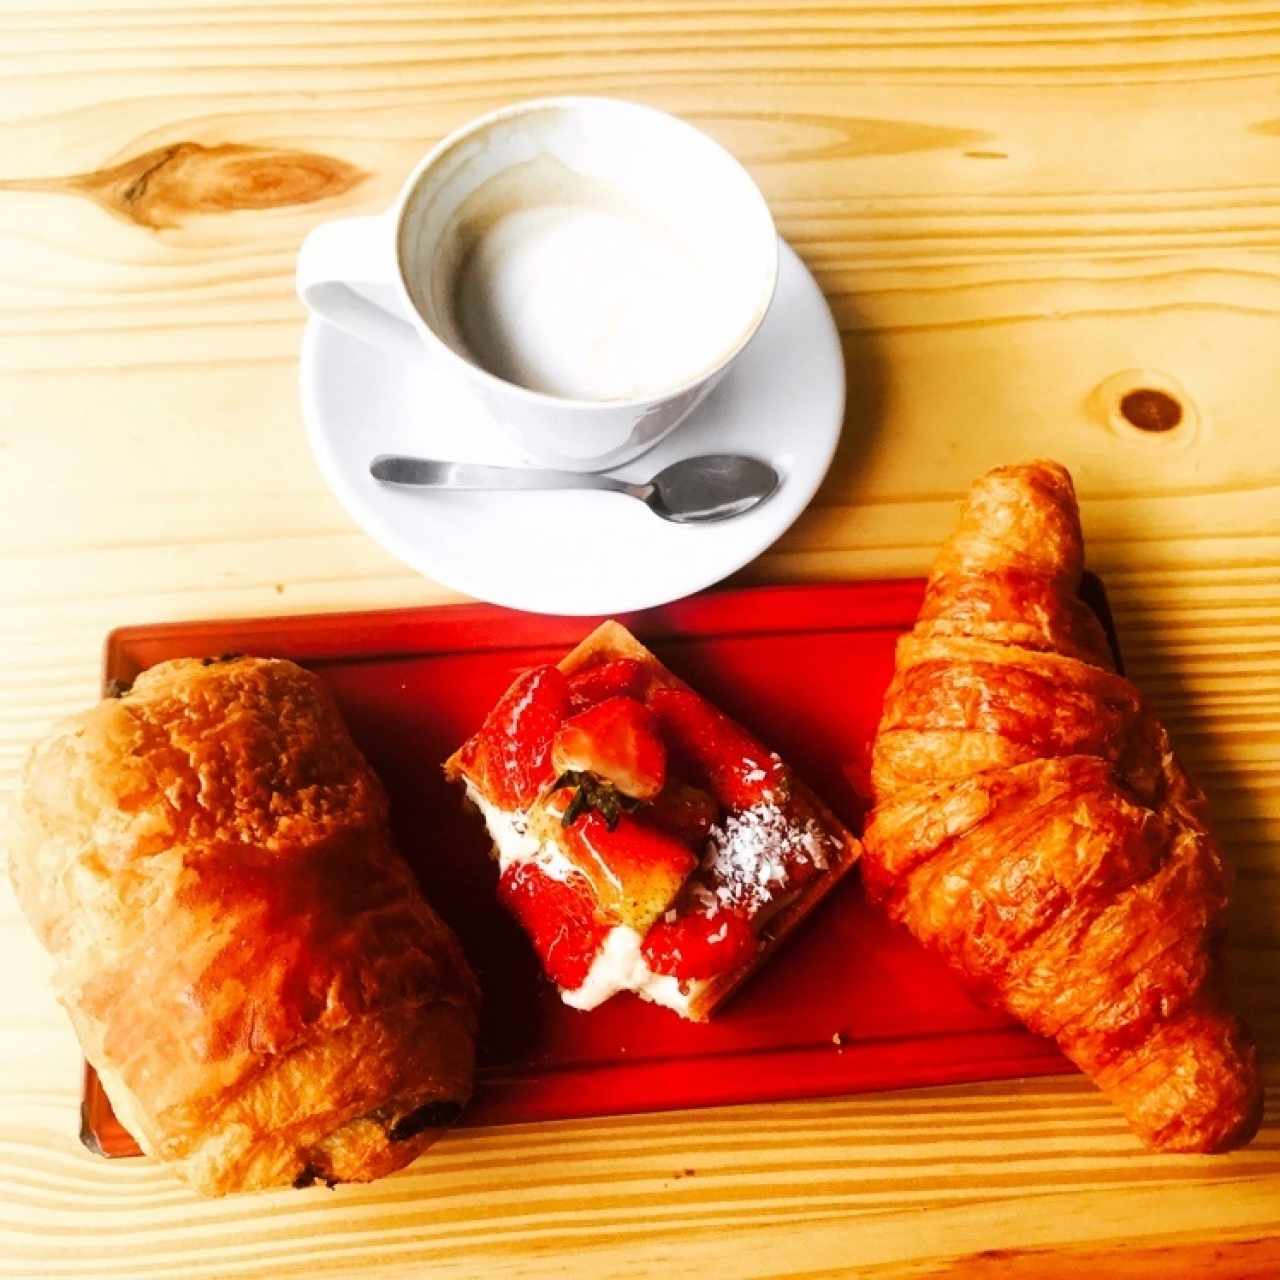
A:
[465,783,575,882]
[465,783,689,1012]
[560,925,688,1014]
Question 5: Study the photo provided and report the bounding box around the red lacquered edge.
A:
[103,577,1119,680]
[469,1032,1071,1127]
[81,1033,1072,1157]
[102,581,933,680]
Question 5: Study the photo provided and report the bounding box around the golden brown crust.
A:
[919,460,1113,669]
[556,619,672,682]
[9,657,479,1194]
[863,460,1261,1153]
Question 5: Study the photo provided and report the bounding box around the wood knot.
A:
[0,141,367,230]
[1091,369,1197,446]
[1119,388,1182,433]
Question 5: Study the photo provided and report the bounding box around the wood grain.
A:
[1,1,1278,1277]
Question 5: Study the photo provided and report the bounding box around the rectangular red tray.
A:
[83,579,1115,1158]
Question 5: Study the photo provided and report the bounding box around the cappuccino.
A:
[440,155,745,402]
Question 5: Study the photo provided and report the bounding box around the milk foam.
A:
[444,156,746,402]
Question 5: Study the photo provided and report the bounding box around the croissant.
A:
[8,657,479,1194]
[863,460,1261,1152]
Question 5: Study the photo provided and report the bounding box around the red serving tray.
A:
[82,579,1118,1158]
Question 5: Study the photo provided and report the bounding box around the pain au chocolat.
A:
[8,656,479,1195]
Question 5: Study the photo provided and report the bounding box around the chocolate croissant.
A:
[8,657,479,1194]
[863,460,1261,1152]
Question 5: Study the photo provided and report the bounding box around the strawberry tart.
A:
[445,621,861,1020]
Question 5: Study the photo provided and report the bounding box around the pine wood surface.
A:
[1,2,1278,1276]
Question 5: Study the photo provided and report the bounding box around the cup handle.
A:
[296,215,420,353]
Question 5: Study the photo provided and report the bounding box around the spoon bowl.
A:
[642,455,779,523]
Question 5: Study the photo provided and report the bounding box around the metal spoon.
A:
[369,453,780,524]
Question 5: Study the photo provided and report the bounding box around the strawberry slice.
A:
[641,908,757,981]
[647,687,789,809]
[552,695,666,801]
[456,665,570,810]
[549,799,696,934]
[567,658,651,710]
[497,861,609,991]
[644,781,719,847]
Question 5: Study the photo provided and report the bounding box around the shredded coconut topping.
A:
[703,801,832,914]
[689,883,719,915]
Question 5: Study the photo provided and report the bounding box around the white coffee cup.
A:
[297,97,778,471]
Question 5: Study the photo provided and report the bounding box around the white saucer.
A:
[301,239,844,616]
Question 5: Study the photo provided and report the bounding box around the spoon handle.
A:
[370,454,649,498]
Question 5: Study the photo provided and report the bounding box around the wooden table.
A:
[2,2,1278,1276]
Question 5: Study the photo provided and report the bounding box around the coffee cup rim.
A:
[390,95,780,412]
